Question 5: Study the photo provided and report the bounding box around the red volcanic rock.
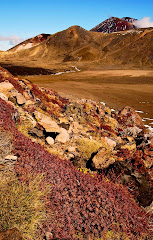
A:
[91,17,136,33]
[118,106,144,129]
[32,34,51,44]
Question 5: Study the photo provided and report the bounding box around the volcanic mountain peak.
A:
[8,33,51,52]
[90,16,136,33]
[121,17,137,23]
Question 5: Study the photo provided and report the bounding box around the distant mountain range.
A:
[0,16,153,69]
[8,17,138,53]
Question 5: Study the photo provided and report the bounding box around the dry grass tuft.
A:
[0,128,12,161]
[17,117,33,137]
[0,175,45,240]
[76,138,103,160]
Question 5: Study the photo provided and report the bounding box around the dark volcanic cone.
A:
[91,17,136,33]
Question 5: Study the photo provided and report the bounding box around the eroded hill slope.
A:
[0,26,153,69]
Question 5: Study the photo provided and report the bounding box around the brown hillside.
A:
[0,26,153,69]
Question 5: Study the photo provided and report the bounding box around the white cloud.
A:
[0,42,12,51]
[0,35,24,50]
[134,17,153,28]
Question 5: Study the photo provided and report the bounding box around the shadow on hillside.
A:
[0,63,55,76]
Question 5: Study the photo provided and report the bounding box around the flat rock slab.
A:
[16,93,26,105]
[24,100,35,106]
[0,81,14,94]
[5,155,17,161]
[34,111,60,133]
[0,93,8,101]
[56,128,70,143]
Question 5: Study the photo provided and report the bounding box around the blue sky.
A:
[0,0,153,50]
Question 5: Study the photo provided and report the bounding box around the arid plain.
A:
[18,68,153,129]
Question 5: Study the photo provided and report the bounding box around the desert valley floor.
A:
[19,69,153,130]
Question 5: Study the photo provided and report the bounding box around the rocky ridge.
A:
[0,66,153,239]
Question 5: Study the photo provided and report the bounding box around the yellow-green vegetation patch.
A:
[0,175,46,240]
[76,138,103,160]
[46,146,63,158]
[91,230,130,240]
[77,167,96,177]
[83,102,93,113]
[87,115,101,128]
[0,128,12,161]
[17,117,34,137]
[103,115,118,131]
[121,143,136,151]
